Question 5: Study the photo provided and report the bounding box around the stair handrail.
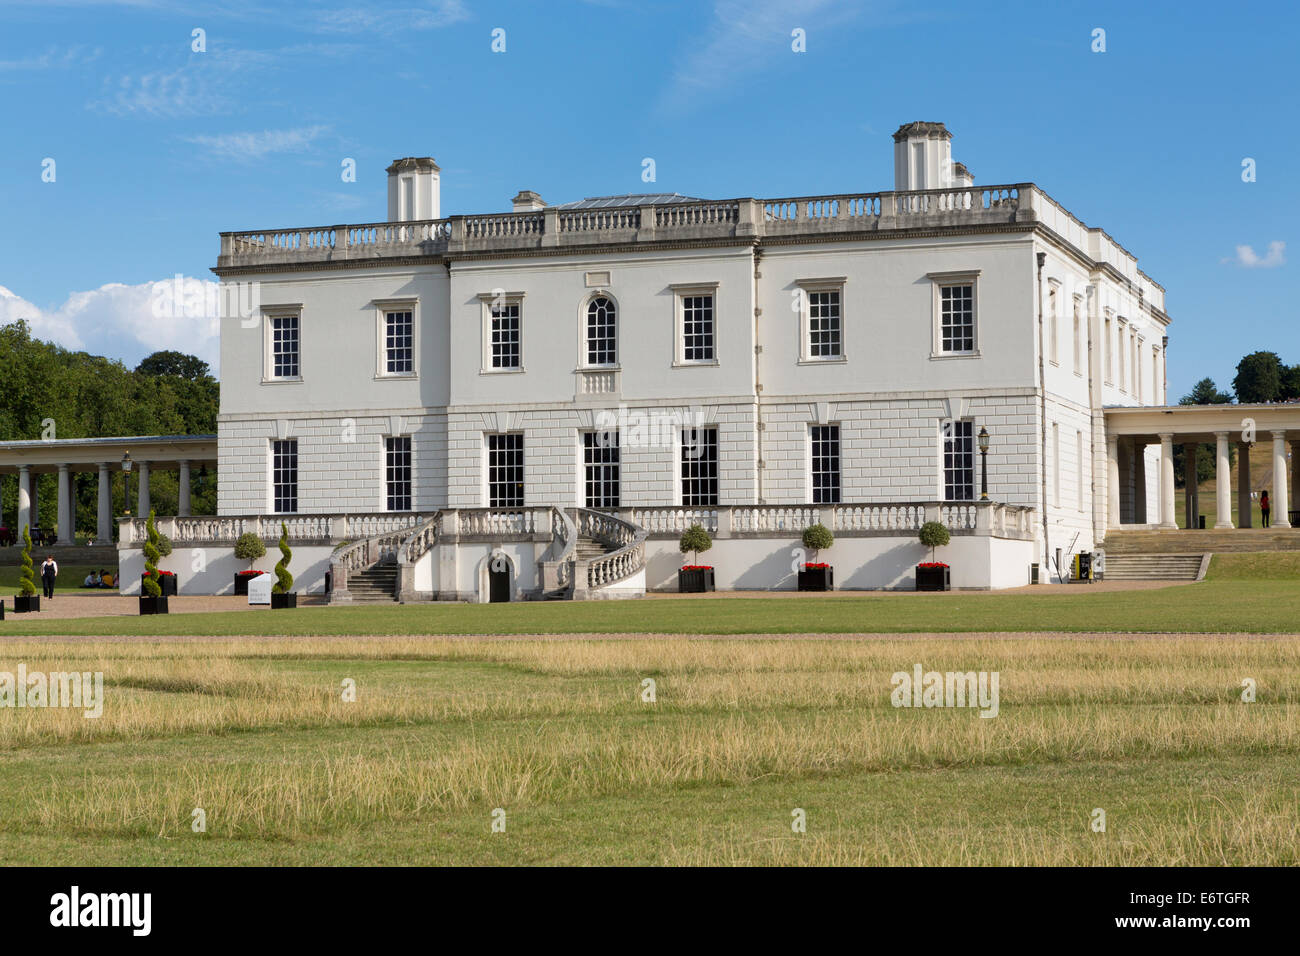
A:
[571,507,647,589]
[396,512,444,567]
[552,506,578,591]
[331,515,427,574]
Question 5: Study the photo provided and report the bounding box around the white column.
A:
[137,460,151,517]
[1237,442,1252,528]
[1272,431,1291,528]
[16,465,31,536]
[1214,432,1233,528]
[1106,435,1120,529]
[56,464,73,545]
[178,460,192,516]
[1159,433,1177,528]
[96,463,112,544]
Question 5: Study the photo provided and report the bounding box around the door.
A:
[489,567,511,603]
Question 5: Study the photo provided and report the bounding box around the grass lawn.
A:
[2,562,1299,636]
[0,564,114,597]
[0,635,1295,865]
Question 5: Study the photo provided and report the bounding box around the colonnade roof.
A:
[1103,405,1300,444]
[0,435,217,473]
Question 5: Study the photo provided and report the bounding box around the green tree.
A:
[679,524,713,565]
[1233,351,1283,404]
[1281,365,1300,402]
[17,526,37,597]
[801,523,834,562]
[1178,377,1232,406]
[142,510,162,598]
[273,522,294,594]
[1176,378,1234,486]
[918,521,951,562]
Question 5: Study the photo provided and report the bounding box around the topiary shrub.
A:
[17,526,36,597]
[234,532,266,566]
[142,510,162,598]
[157,530,173,558]
[679,523,713,566]
[801,523,834,563]
[918,520,951,562]
[273,522,294,594]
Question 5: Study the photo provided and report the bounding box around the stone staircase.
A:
[343,563,399,603]
[1101,553,1206,582]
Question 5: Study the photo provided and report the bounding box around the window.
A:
[1048,287,1059,365]
[681,294,715,362]
[1076,430,1085,512]
[1133,333,1141,400]
[1052,422,1060,507]
[680,427,718,506]
[385,437,412,512]
[270,314,300,379]
[810,425,841,504]
[1072,298,1083,375]
[487,434,524,507]
[491,303,521,369]
[808,291,842,358]
[586,296,616,366]
[929,272,978,355]
[1153,348,1161,403]
[1104,315,1113,383]
[1116,321,1126,391]
[272,439,298,514]
[583,430,620,508]
[384,311,413,374]
[942,420,974,501]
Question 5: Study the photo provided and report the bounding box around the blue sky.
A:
[0,0,1293,396]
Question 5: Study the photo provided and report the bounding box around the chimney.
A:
[511,190,546,212]
[387,157,440,221]
[892,122,961,191]
[951,161,974,188]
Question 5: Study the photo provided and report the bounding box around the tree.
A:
[1282,365,1300,402]
[17,526,36,597]
[1178,378,1232,407]
[1233,351,1283,404]
[273,522,294,594]
[234,532,266,566]
[679,524,713,566]
[142,510,162,599]
[918,521,951,562]
[135,351,211,381]
[801,523,834,563]
[1175,377,1234,487]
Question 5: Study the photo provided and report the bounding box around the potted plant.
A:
[678,523,715,592]
[270,522,296,609]
[233,531,267,595]
[141,523,178,596]
[13,526,39,613]
[139,510,169,615]
[798,523,834,591]
[916,521,952,591]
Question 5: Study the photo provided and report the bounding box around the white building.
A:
[143,123,1180,597]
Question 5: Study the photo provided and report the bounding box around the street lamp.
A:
[977,427,990,500]
[121,452,133,516]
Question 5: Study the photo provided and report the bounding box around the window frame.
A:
[384,435,413,512]
[941,419,975,502]
[582,429,621,509]
[670,282,720,367]
[262,306,303,383]
[928,271,980,358]
[679,426,719,507]
[373,298,418,379]
[809,424,842,504]
[1072,294,1084,377]
[478,291,526,374]
[795,277,847,364]
[581,292,619,369]
[485,433,525,508]
[270,438,299,514]
[1047,281,1060,367]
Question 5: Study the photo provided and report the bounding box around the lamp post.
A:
[977,427,990,500]
[122,452,133,517]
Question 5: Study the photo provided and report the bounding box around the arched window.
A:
[586,296,617,366]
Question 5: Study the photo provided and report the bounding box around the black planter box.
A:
[915,566,951,592]
[143,573,178,596]
[797,566,834,591]
[678,568,716,593]
[234,572,263,596]
[271,592,297,609]
[139,595,169,615]
[13,595,40,613]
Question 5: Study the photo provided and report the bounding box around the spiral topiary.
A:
[272,522,294,594]
[18,526,37,597]
[142,509,162,598]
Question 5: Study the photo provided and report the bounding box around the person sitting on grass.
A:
[83,569,102,588]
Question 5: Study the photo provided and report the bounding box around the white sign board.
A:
[247,572,272,605]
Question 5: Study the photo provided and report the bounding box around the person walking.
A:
[1261,490,1271,528]
[40,555,59,599]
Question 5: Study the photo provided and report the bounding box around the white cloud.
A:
[0,281,221,376]
[182,125,329,162]
[90,69,230,117]
[1228,241,1286,269]
[313,0,470,34]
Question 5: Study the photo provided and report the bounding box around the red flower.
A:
[802,563,830,570]
[144,570,175,576]
[236,569,264,577]
[916,562,949,569]
[680,565,714,571]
